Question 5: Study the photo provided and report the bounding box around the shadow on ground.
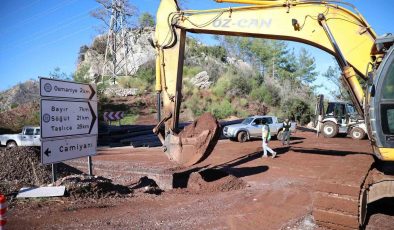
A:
[172,151,270,188]
[291,147,370,156]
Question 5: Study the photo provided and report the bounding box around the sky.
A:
[0,0,393,94]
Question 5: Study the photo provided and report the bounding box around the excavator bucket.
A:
[161,113,220,167]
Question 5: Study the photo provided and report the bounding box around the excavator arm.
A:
[154,0,379,166]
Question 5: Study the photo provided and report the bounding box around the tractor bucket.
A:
[157,113,220,167]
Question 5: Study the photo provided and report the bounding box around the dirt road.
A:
[6,129,394,229]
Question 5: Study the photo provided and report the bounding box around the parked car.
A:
[223,116,296,142]
[0,126,41,148]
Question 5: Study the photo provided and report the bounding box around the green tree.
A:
[73,64,91,83]
[91,36,107,55]
[295,48,318,83]
[78,45,89,63]
[139,12,155,27]
[49,67,70,80]
[322,65,350,101]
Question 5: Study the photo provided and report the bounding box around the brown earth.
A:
[4,130,394,229]
[0,147,134,202]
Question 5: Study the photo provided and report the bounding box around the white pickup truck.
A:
[223,115,296,142]
[0,126,41,148]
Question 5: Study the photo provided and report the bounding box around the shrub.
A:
[183,66,203,78]
[209,99,235,119]
[212,76,231,98]
[250,84,279,106]
[96,80,111,95]
[281,98,312,125]
[91,36,107,55]
[74,64,91,83]
[239,98,248,107]
[133,61,155,86]
[118,76,149,93]
[184,91,206,117]
[11,103,18,109]
[230,75,252,96]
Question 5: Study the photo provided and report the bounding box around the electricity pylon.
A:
[101,0,132,84]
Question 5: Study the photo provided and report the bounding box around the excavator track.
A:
[313,154,375,229]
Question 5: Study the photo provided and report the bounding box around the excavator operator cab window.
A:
[381,104,394,134]
[374,46,394,147]
[380,52,394,135]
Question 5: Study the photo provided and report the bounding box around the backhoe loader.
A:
[314,94,367,139]
[152,0,394,228]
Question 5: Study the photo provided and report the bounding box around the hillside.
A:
[74,28,318,124]
[0,80,40,133]
[0,80,39,112]
[0,102,39,133]
[0,27,319,134]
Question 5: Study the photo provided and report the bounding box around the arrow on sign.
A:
[89,84,96,100]
[44,148,51,157]
[88,102,97,134]
[103,111,125,121]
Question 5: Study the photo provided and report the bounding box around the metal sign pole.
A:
[51,164,57,183]
[88,156,93,176]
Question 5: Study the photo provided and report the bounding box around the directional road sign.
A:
[41,135,97,164]
[41,99,98,138]
[104,111,125,121]
[40,78,97,101]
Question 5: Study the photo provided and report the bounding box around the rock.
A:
[102,86,139,97]
[78,27,156,81]
[190,71,212,89]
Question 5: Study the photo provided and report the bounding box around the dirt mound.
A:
[0,147,51,195]
[0,147,131,200]
[186,169,246,193]
[180,113,219,138]
[56,175,132,199]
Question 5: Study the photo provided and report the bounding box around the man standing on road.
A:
[282,118,291,146]
[262,119,277,158]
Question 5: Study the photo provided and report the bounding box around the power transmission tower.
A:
[101,0,132,84]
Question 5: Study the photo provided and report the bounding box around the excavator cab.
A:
[369,35,394,160]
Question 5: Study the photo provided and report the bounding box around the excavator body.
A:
[153,0,394,228]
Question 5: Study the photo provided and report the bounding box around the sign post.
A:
[40,78,98,177]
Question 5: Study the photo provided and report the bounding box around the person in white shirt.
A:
[261,119,277,158]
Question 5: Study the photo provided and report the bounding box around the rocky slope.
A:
[0,80,39,112]
[77,27,156,80]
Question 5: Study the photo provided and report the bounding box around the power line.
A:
[0,0,79,37]
[0,0,42,20]
[4,26,93,63]
[4,8,97,51]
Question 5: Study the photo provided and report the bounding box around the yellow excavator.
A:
[152,0,394,228]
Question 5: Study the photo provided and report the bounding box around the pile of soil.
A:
[186,169,246,193]
[0,147,51,195]
[56,175,132,199]
[0,147,132,200]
